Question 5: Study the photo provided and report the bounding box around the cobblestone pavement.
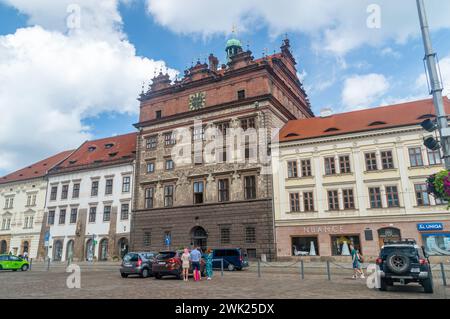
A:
[0,262,448,299]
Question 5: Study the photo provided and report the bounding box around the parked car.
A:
[211,248,249,271]
[152,250,205,280]
[120,252,157,278]
[0,254,29,271]
[376,239,434,293]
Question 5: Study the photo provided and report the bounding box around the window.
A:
[381,151,394,169]
[193,181,204,204]
[146,135,158,150]
[1,217,11,230]
[216,122,230,136]
[156,110,162,119]
[415,184,430,206]
[122,176,131,193]
[343,189,355,209]
[328,190,339,211]
[241,118,255,131]
[121,203,129,220]
[331,235,361,256]
[409,147,424,167]
[31,194,36,206]
[103,206,111,222]
[244,176,256,200]
[218,179,229,202]
[72,183,80,199]
[301,160,312,177]
[428,149,442,166]
[287,161,298,178]
[145,187,154,209]
[303,192,314,212]
[369,188,382,208]
[165,159,174,171]
[193,126,205,141]
[27,195,32,206]
[292,237,319,256]
[339,156,351,173]
[245,226,256,244]
[365,153,378,171]
[91,181,99,196]
[143,232,151,246]
[89,207,97,223]
[422,234,450,256]
[105,179,113,195]
[237,90,246,100]
[220,227,231,244]
[61,185,69,200]
[386,186,400,207]
[164,132,176,146]
[164,185,174,207]
[59,209,66,225]
[50,186,58,201]
[147,162,155,174]
[24,216,33,229]
[290,193,300,212]
[247,249,257,259]
[70,208,77,224]
[48,211,55,225]
[324,157,336,175]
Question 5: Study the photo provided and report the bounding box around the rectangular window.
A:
[61,185,69,200]
[324,157,336,175]
[121,203,129,220]
[27,195,31,207]
[292,237,319,256]
[50,186,58,201]
[103,206,111,222]
[386,186,400,207]
[164,185,174,207]
[216,122,230,136]
[287,161,298,178]
[146,135,158,150]
[164,132,176,146]
[105,179,113,195]
[91,181,99,196]
[192,126,205,141]
[381,151,394,169]
[31,194,36,206]
[244,176,257,200]
[422,234,450,256]
[218,179,229,202]
[220,227,231,244]
[48,211,55,225]
[193,181,204,204]
[331,235,361,256]
[59,209,66,225]
[147,162,155,174]
[237,90,246,100]
[143,232,151,246]
[409,147,424,167]
[9,197,13,208]
[155,110,162,119]
[89,207,97,223]
[339,156,351,173]
[301,159,312,177]
[241,118,255,131]
[245,226,256,244]
[145,187,154,209]
[303,192,314,212]
[290,193,300,212]
[328,190,339,211]
[369,188,382,208]
[72,183,80,199]
[122,176,131,193]
[415,184,430,206]
[165,159,174,170]
[70,208,77,224]
[365,152,378,171]
[342,189,355,209]
[428,149,442,166]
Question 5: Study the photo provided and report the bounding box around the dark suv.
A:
[376,240,433,293]
[120,252,157,278]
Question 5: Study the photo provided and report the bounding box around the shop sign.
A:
[303,226,344,234]
[417,223,443,232]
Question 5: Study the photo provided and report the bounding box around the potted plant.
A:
[427,170,450,207]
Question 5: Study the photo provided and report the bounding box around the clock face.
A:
[189,92,206,110]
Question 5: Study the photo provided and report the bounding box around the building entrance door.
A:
[378,228,401,248]
[191,226,208,252]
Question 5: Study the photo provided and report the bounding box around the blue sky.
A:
[0,0,450,176]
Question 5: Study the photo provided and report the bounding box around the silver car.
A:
[120,252,157,278]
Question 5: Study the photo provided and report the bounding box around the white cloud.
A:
[146,0,450,55]
[341,74,390,110]
[0,0,177,174]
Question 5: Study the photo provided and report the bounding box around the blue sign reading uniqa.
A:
[417,223,444,232]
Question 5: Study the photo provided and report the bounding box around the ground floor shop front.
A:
[0,233,40,258]
[276,217,450,262]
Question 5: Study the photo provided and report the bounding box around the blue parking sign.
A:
[165,234,171,246]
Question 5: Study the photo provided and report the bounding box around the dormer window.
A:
[69,160,77,165]
[109,152,118,158]
[417,114,435,120]
[88,146,96,152]
[368,121,387,126]
[324,128,340,133]
[285,133,300,138]
[105,143,114,149]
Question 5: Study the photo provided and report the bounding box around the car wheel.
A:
[379,279,388,292]
[422,277,434,294]
[386,252,410,275]
[227,264,235,271]
[120,273,128,278]
[21,264,29,271]
[141,268,149,278]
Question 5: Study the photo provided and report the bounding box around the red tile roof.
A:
[52,132,137,172]
[278,98,450,143]
[0,150,74,185]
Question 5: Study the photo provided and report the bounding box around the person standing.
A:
[190,246,202,281]
[350,244,364,279]
[205,249,213,280]
[181,248,191,282]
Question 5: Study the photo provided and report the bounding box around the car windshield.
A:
[156,252,176,260]
[123,253,139,262]
[381,247,417,257]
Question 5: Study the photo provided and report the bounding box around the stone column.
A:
[73,208,87,262]
[108,206,118,261]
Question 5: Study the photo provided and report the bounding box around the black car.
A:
[376,239,433,293]
[120,252,157,278]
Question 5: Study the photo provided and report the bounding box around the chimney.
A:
[208,54,219,72]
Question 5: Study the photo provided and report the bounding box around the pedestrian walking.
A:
[350,244,365,279]
[190,246,202,281]
[205,249,213,280]
[23,251,29,261]
[181,248,191,282]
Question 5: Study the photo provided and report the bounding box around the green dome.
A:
[226,38,242,48]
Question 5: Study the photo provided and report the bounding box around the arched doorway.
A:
[99,238,109,261]
[53,240,63,261]
[191,226,208,252]
[66,240,74,261]
[22,241,29,255]
[118,238,128,259]
[0,240,7,254]
[378,228,401,248]
[86,239,94,261]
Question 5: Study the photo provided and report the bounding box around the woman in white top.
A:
[181,248,191,281]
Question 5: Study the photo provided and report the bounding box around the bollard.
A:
[300,260,304,280]
[29,258,32,271]
[221,258,224,277]
[440,263,447,286]
[47,258,50,271]
[257,260,261,278]
[326,261,331,281]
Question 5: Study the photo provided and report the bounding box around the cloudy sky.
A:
[0,0,450,176]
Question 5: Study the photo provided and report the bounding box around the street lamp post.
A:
[417,0,450,170]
